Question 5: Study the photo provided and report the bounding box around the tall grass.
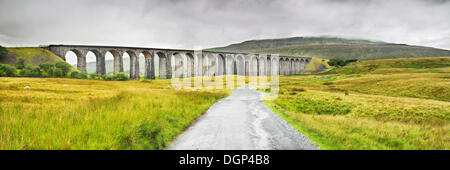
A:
[0,77,229,149]
[264,66,450,149]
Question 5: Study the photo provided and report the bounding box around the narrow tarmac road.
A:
[168,86,319,150]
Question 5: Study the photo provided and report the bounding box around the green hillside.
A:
[327,57,450,75]
[0,47,76,71]
[208,36,450,61]
[1,47,149,75]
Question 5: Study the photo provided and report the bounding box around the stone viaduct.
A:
[46,45,311,79]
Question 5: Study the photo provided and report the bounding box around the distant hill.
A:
[207,36,450,61]
[0,47,76,71]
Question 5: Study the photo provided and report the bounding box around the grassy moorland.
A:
[263,57,450,149]
[0,77,229,150]
[208,37,450,60]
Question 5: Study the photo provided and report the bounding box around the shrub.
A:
[113,72,129,81]
[39,62,55,77]
[53,68,64,77]
[70,71,79,78]
[39,62,54,77]
[20,65,40,77]
[0,46,7,60]
[328,59,357,67]
[89,72,100,79]
[19,65,31,77]
[39,62,54,71]
[292,87,306,92]
[16,58,25,69]
[55,61,71,76]
[78,72,88,79]
[101,74,114,81]
[31,66,41,77]
[20,69,31,77]
[0,64,17,77]
[40,71,50,77]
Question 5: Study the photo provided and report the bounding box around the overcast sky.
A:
[1,0,450,52]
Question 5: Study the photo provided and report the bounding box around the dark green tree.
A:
[16,58,25,69]
[89,72,99,79]
[328,59,357,67]
[70,71,79,78]
[55,61,71,76]
[78,72,88,79]
[39,62,54,71]
[0,64,17,77]
[30,66,41,77]
[113,72,129,81]
[20,65,34,77]
[101,74,114,81]
[39,62,54,77]
[0,46,7,60]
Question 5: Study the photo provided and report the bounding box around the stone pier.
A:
[47,44,311,79]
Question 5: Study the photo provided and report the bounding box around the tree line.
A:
[327,59,358,67]
[0,60,129,80]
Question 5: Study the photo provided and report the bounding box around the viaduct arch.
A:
[47,45,311,79]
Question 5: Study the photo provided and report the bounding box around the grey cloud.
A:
[0,0,449,50]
